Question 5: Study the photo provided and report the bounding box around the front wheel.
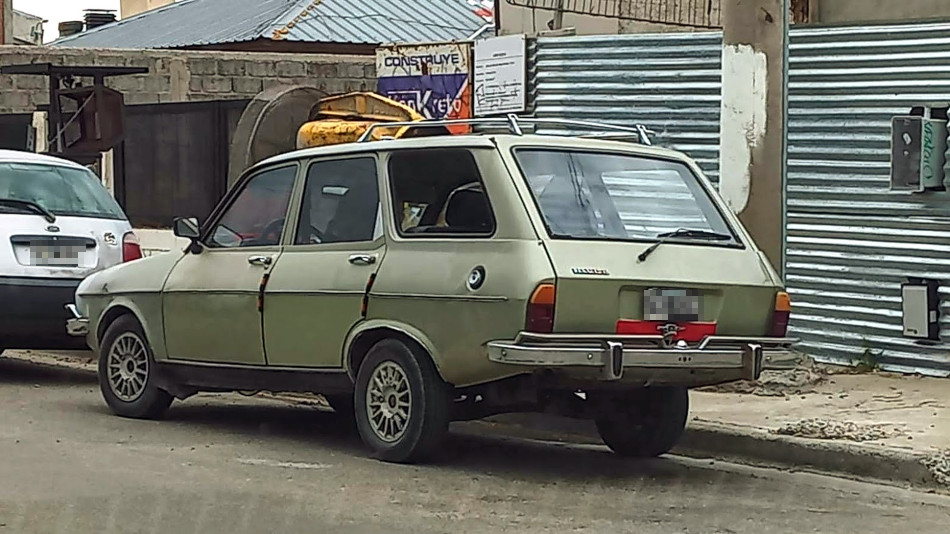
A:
[98,315,173,419]
[595,387,689,458]
[354,339,450,463]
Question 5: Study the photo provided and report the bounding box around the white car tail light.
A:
[122,232,142,262]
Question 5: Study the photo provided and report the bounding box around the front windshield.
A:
[0,162,126,220]
[514,149,737,243]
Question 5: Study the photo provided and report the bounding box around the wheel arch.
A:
[95,298,159,357]
[343,320,446,384]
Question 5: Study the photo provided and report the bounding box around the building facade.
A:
[120,0,176,19]
[12,10,44,45]
[497,0,950,35]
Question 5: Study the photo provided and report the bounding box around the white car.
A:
[0,150,140,353]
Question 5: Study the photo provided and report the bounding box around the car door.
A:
[263,156,384,368]
[162,164,299,365]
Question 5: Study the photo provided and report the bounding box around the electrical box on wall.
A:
[901,279,941,340]
[891,115,948,192]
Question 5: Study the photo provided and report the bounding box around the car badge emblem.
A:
[571,267,610,276]
[104,232,117,245]
[658,323,685,348]
[46,225,60,233]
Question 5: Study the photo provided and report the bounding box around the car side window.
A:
[388,149,495,237]
[206,165,297,249]
[294,157,380,245]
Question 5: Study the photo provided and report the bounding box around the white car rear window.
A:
[0,162,125,220]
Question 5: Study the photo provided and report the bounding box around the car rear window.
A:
[0,162,125,220]
[513,149,737,244]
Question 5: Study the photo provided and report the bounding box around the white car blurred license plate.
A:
[644,288,701,322]
[31,244,82,267]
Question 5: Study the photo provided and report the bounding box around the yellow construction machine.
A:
[228,87,446,186]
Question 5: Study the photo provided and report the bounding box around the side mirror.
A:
[173,217,204,254]
[173,217,200,239]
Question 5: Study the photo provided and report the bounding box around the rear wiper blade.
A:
[637,228,731,263]
[655,228,731,240]
[0,198,56,223]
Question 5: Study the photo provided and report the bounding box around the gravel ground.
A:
[771,419,906,442]
[922,451,950,487]
[697,355,828,397]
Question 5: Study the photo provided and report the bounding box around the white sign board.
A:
[474,34,527,116]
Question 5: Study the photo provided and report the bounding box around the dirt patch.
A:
[771,418,905,442]
[698,355,827,397]
[5,350,96,369]
[922,451,950,487]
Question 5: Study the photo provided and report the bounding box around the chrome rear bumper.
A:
[65,304,89,337]
[487,332,798,381]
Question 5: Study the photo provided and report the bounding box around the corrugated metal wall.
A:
[530,21,950,376]
[532,31,724,180]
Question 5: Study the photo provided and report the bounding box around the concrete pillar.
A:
[1,0,13,45]
[32,112,49,153]
[719,0,788,278]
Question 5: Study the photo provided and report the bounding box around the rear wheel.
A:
[98,315,173,419]
[354,339,450,463]
[595,387,689,458]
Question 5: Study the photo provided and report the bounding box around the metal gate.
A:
[0,113,33,151]
[115,99,248,228]
[530,21,950,376]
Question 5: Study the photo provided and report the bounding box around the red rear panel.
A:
[616,320,717,343]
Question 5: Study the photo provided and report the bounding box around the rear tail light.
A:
[526,283,556,333]
[770,291,791,337]
[122,232,143,262]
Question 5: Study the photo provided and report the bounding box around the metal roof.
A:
[52,0,488,49]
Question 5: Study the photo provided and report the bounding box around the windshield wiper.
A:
[637,228,731,263]
[0,199,56,223]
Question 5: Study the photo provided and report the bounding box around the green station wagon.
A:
[67,117,796,463]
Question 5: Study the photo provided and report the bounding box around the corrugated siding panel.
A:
[532,32,724,181]
[532,22,950,376]
[787,23,950,376]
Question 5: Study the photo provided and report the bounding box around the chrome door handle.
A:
[348,254,377,266]
[248,255,273,267]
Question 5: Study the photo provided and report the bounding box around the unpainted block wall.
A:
[0,46,376,113]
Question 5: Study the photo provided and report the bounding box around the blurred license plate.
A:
[644,288,700,322]
[31,244,82,267]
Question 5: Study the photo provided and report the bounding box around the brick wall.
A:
[0,45,377,113]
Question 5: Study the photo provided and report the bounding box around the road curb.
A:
[485,413,945,492]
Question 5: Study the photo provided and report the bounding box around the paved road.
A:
[2,357,949,534]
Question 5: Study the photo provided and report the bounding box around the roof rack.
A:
[355,114,655,146]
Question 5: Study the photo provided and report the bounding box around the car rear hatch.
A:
[511,145,782,339]
[543,240,778,337]
[0,160,134,279]
[1,214,130,279]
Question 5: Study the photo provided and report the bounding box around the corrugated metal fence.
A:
[530,21,950,376]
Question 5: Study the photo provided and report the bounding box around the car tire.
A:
[98,315,173,420]
[594,386,689,458]
[354,339,451,463]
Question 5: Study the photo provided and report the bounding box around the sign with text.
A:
[474,34,527,116]
[376,42,472,133]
